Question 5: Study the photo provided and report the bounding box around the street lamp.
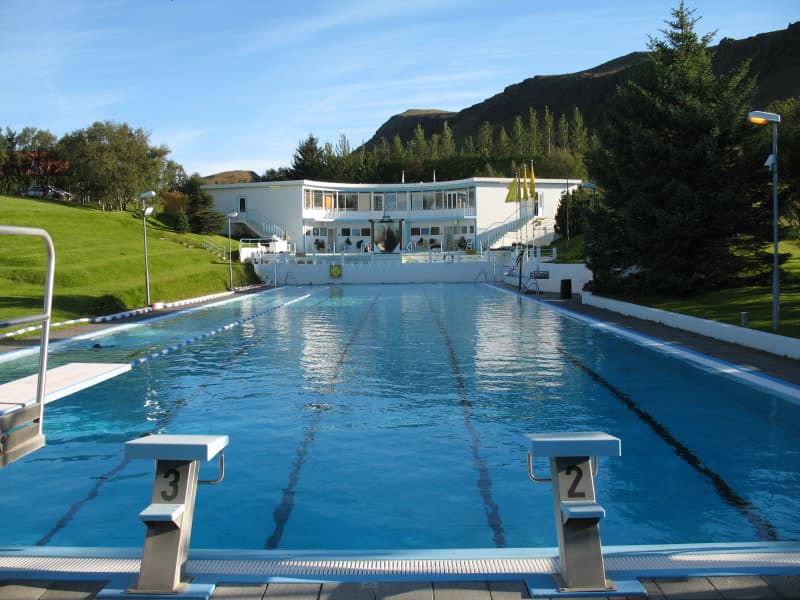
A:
[140,191,156,306]
[747,110,781,331]
[581,181,598,209]
[227,211,238,290]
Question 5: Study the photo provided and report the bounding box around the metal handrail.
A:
[0,225,55,456]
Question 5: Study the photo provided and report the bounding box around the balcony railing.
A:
[303,206,477,221]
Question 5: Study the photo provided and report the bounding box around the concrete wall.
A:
[503,263,593,294]
[256,260,493,285]
[205,181,304,241]
[254,258,592,292]
[581,291,800,359]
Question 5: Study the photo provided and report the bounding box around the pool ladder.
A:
[0,226,55,467]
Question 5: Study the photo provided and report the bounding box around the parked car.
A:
[25,185,45,197]
[47,187,71,200]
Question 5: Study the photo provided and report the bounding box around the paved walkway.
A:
[1,575,799,599]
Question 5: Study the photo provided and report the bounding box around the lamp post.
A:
[227,211,238,290]
[581,181,598,209]
[747,110,781,331]
[140,191,156,306]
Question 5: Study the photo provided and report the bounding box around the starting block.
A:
[121,434,228,597]
[525,431,630,595]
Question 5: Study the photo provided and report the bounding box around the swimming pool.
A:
[2,283,799,551]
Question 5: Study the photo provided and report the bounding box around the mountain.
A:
[203,170,261,184]
[364,22,800,147]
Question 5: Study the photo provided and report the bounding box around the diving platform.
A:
[0,362,131,415]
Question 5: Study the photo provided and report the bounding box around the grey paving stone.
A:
[762,576,800,599]
[653,577,725,599]
[708,576,781,599]
[213,582,269,599]
[432,581,491,600]
[263,582,322,599]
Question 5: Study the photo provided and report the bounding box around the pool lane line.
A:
[559,347,780,542]
[425,297,507,548]
[129,294,311,367]
[265,295,379,550]
[495,285,800,405]
[36,457,133,546]
[34,292,315,546]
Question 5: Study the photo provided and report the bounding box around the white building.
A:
[203,177,579,255]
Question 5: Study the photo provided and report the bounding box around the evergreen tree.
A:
[766,97,799,239]
[556,114,569,150]
[477,122,494,159]
[496,126,511,157]
[175,208,190,233]
[543,106,554,155]
[512,116,526,157]
[440,121,457,158]
[587,1,765,294]
[527,108,541,156]
[290,134,325,179]
[182,173,225,234]
[570,107,589,156]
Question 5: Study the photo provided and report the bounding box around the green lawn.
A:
[1,195,257,329]
[632,239,800,339]
[548,234,800,339]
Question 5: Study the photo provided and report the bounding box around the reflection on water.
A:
[1,284,798,550]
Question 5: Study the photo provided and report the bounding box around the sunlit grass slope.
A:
[1,195,256,326]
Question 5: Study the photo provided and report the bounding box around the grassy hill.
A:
[0,195,257,329]
[203,170,261,184]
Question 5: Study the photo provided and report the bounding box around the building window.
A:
[344,192,358,211]
[358,192,371,211]
[238,196,247,212]
[360,227,370,236]
[341,227,351,236]
[397,191,408,211]
[373,193,383,212]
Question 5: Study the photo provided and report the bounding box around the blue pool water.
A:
[2,283,799,550]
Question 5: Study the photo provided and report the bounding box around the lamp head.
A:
[748,110,781,125]
[144,206,154,216]
[140,190,156,200]
[228,211,239,219]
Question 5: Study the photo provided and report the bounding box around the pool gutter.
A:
[1,542,799,597]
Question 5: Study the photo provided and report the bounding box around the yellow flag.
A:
[505,174,520,203]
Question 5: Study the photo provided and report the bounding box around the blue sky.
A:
[2,0,796,177]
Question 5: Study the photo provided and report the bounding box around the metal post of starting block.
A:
[526,431,621,593]
[123,434,228,595]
